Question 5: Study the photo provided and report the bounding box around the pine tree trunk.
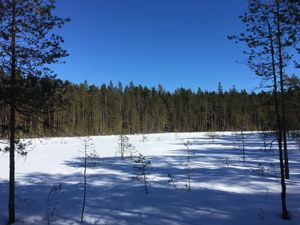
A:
[8,100,16,225]
[8,1,17,223]
[241,130,245,162]
[266,9,289,218]
[276,0,289,180]
[81,144,87,223]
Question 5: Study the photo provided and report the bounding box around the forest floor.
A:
[0,132,300,225]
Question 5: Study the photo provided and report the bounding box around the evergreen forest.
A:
[1,77,299,137]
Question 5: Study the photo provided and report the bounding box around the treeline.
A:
[2,78,299,137]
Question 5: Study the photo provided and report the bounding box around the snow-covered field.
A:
[0,132,300,225]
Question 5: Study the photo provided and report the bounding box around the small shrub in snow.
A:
[184,140,192,154]
[117,134,135,160]
[252,162,276,177]
[223,157,230,167]
[128,144,137,160]
[79,136,97,223]
[184,140,192,191]
[290,131,300,151]
[46,184,63,225]
[255,162,266,176]
[141,134,148,142]
[15,195,34,215]
[90,216,102,225]
[132,153,151,194]
[167,173,177,190]
[206,132,218,144]
[235,130,247,162]
[259,131,276,152]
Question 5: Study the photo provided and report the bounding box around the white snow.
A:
[0,132,300,225]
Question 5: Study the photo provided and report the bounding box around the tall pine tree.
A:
[0,0,69,223]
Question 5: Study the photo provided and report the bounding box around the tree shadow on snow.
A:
[1,133,300,225]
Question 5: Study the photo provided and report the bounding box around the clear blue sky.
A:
[52,0,260,92]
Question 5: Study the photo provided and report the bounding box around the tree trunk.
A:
[276,0,289,179]
[8,1,17,224]
[81,143,87,223]
[266,10,289,218]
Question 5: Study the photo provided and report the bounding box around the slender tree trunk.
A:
[266,13,289,219]
[276,0,289,179]
[143,173,148,194]
[104,92,107,133]
[121,137,123,160]
[241,130,245,162]
[80,143,87,223]
[8,1,17,224]
[251,0,290,217]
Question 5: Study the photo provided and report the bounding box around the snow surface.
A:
[0,132,300,225]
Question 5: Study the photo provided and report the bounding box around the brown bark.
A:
[276,0,289,180]
[267,3,289,217]
[8,0,16,224]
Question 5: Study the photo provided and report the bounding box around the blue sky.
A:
[52,0,261,92]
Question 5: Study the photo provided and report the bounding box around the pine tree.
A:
[228,0,299,219]
[274,0,299,179]
[0,0,69,223]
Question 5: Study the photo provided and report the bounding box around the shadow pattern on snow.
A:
[1,133,300,225]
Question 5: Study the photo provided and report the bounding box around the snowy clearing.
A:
[0,132,300,225]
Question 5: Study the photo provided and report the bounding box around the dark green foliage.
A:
[0,73,69,138]
[1,80,299,137]
[53,81,300,135]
